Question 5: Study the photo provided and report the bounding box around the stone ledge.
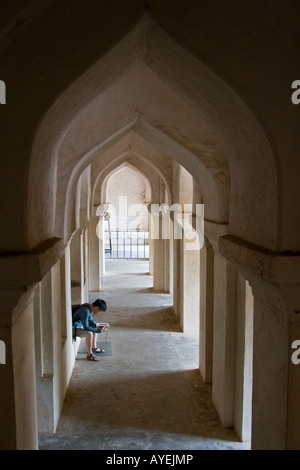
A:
[219,234,300,280]
[219,234,300,320]
[0,238,64,289]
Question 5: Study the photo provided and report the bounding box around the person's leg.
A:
[92,333,97,350]
[85,332,93,355]
[85,332,99,361]
[92,332,105,353]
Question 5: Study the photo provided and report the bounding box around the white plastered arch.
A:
[90,130,174,211]
[101,161,152,207]
[64,120,219,241]
[27,16,277,251]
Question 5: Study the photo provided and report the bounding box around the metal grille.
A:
[105,231,149,259]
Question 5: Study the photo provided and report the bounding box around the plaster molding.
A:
[219,234,300,320]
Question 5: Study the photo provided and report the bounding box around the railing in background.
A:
[105,230,149,259]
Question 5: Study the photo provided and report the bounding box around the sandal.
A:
[87,353,100,361]
[92,348,105,354]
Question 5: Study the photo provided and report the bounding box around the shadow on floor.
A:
[39,367,248,450]
[104,306,181,332]
[58,369,232,437]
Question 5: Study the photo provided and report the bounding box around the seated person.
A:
[72,299,108,361]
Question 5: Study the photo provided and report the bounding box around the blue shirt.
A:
[72,305,100,333]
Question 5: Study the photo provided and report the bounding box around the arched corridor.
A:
[39,259,248,450]
[0,1,299,451]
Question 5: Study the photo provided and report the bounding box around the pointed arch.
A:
[101,161,152,206]
[27,15,277,251]
[90,131,173,208]
[64,122,219,241]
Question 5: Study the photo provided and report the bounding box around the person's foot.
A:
[87,353,100,361]
[92,347,105,353]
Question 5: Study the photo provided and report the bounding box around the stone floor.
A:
[39,259,250,451]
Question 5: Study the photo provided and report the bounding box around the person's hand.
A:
[101,325,108,332]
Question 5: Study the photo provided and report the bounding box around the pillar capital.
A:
[0,237,64,289]
[0,286,36,328]
[219,234,300,321]
[0,238,64,325]
[94,203,109,218]
[204,220,228,252]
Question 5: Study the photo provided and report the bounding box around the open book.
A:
[96,322,110,329]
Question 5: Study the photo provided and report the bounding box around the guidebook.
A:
[96,323,110,329]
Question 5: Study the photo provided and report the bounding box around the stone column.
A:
[60,251,68,342]
[168,219,174,294]
[251,289,289,449]
[153,239,165,292]
[148,210,154,276]
[0,289,38,450]
[251,282,300,450]
[234,274,253,442]
[181,236,200,334]
[0,238,64,449]
[81,229,89,303]
[60,243,75,384]
[219,234,300,449]
[70,230,82,304]
[34,270,55,433]
[151,211,169,293]
[0,317,17,449]
[88,216,101,292]
[163,238,171,294]
[199,239,214,384]
[212,251,238,427]
[95,204,109,280]
[98,216,106,278]
[173,236,181,317]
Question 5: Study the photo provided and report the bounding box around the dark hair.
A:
[93,299,107,311]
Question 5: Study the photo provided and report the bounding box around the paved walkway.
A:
[39,259,250,450]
